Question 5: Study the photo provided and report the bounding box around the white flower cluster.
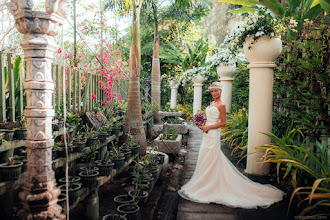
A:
[224,11,277,49]
[206,47,237,68]
[179,66,211,85]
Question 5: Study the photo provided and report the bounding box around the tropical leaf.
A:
[217,0,257,6]
[228,6,256,13]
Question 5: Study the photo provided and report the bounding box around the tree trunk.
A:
[124,3,147,155]
[151,0,161,123]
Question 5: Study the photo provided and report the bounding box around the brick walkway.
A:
[177,125,292,220]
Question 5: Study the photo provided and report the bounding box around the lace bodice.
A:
[205,106,220,125]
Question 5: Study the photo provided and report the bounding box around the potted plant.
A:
[102,211,127,220]
[58,178,81,205]
[0,129,15,141]
[98,125,109,143]
[73,130,87,152]
[14,116,27,140]
[154,126,182,154]
[96,151,114,176]
[110,144,125,170]
[113,194,134,208]
[54,141,66,158]
[57,193,67,210]
[223,10,283,60]
[86,126,97,147]
[79,145,99,188]
[0,157,23,181]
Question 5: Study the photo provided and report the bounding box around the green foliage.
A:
[273,22,329,138]
[220,108,249,160]
[160,38,209,75]
[255,126,330,216]
[160,126,178,140]
[231,61,249,111]
[164,117,184,124]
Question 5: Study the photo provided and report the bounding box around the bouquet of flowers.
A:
[193,112,208,133]
[192,112,207,126]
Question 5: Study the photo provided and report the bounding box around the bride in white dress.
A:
[178,82,284,209]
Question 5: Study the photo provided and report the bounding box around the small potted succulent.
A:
[98,125,109,143]
[102,210,127,220]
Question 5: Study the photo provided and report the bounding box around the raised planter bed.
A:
[158,111,182,117]
[153,134,182,154]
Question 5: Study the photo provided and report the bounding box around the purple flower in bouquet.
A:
[193,113,207,126]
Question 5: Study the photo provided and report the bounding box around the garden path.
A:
[177,124,292,220]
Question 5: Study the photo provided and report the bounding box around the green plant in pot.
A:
[73,130,87,152]
[97,151,114,176]
[58,177,81,205]
[79,145,99,188]
[0,157,23,181]
[128,161,150,208]
[160,126,178,140]
[86,126,97,147]
[123,132,140,156]
[102,210,127,220]
[14,116,27,140]
[110,144,125,170]
[98,125,109,143]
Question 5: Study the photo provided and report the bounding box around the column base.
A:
[18,204,65,220]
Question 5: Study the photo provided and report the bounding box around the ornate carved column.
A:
[244,36,282,175]
[169,79,179,109]
[217,65,236,113]
[6,0,68,219]
[192,75,205,115]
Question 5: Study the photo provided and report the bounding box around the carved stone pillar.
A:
[6,0,68,219]
[217,65,236,113]
[192,75,205,115]
[169,79,179,109]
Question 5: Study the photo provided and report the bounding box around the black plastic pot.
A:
[57,193,67,209]
[102,214,127,220]
[0,161,23,181]
[79,169,99,188]
[59,183,81,205]
[73,141,86,152]
[86,137,97,147]
[128,190,148,208]
[14,129,27,140]
[112,155,125,170]
[98,132,108,143]
[2,129,14,141]
[122,150,132,163]
[113,194,134,207]
[117,203,140,220]
[131,145,140,156]
[59,176,81,184]
[97,161,114,176]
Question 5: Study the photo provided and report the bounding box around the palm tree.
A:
[150,0,161,123]
[105,0,147,154]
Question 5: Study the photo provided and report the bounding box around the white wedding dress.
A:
[178,106,285,209]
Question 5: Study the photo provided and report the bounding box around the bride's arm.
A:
[201,104,226,132]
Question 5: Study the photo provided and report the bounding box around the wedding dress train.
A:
[178,106,284,209]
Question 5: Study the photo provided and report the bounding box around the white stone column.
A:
[217,65,236,113]
[244,35,282,175]
[169,79,179,109]
[192,75,205,115]
[6,0,68,219]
